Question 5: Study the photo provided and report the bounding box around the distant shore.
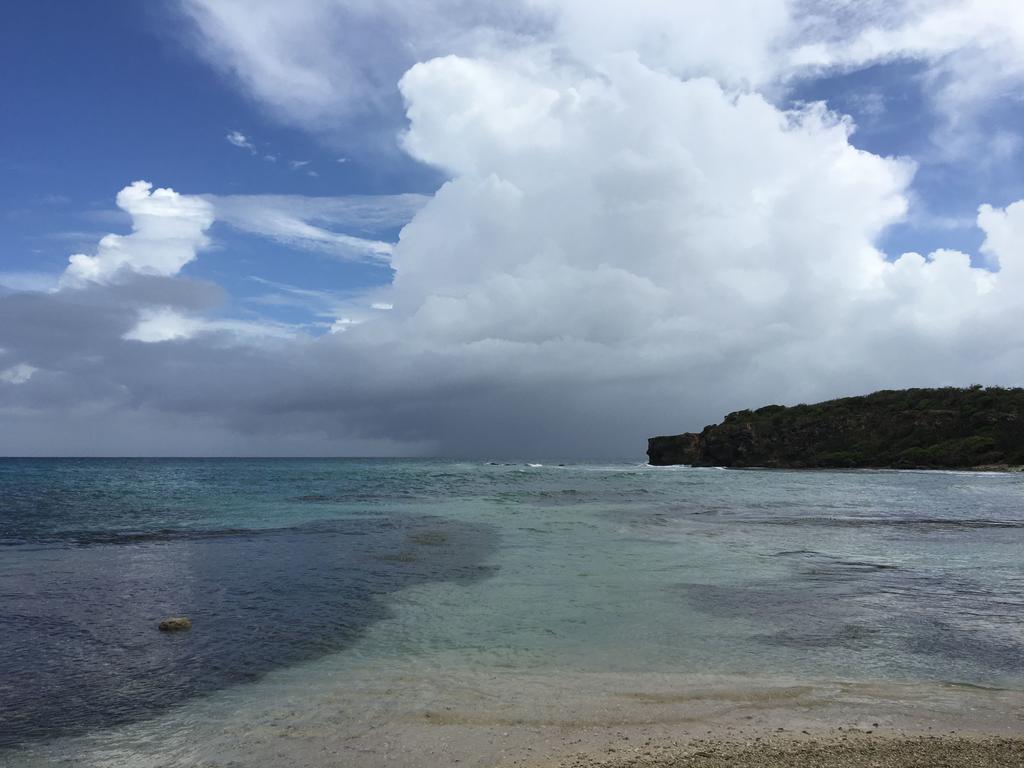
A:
[648,386,1024,470]
[646,463,1024,473]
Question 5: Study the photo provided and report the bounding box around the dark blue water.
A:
[0,459,497,747]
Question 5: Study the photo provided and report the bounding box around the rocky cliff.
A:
[648,386,1024,469]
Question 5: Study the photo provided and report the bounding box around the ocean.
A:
[2,458,1023,764]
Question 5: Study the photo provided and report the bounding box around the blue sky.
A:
[791,59,1024,258]
[2,1,1024,456]
[1,1,439,329]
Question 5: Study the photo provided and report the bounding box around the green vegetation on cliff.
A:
[647,386,1024,469]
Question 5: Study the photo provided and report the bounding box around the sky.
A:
[1,0,1024,458]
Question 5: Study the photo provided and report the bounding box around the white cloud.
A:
[288,159,310,169]
[123,307,202,342]
[393,55,912,315]
[16,186,417,353]
[0,363,37,385]
[978,199,1024,281]
[788,0,1024,157]
[790,0,1024,76]
[352,49,1018,449]
[61,181,215,287]
[531,0,793,88]
[181,0,1024,159]
[328,316,362,334]
[180,0,799,127]
[124,307,297,343]
[178,0,547,139]
[208,192,426,262]
[226,130,257,153]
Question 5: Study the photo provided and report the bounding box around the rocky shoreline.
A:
[649,386,1024,469]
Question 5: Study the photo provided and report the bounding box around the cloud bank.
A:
[2,1,1024,456]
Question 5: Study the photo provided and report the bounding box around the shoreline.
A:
[9,665,1024,767]
[648,463,1024,472]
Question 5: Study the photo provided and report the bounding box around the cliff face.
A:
[647,386,1024,469]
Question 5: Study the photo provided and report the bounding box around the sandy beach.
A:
[334,669,1024,768]
[11,660,1024,767]
[320,669,1024,768]
[541,735,1024,768]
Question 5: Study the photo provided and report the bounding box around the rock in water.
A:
[158,617,192,632]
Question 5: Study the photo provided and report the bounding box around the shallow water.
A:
[2,458,1023,757]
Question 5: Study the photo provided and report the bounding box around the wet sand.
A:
[389,671,1024,768]
[9,665,1024,767]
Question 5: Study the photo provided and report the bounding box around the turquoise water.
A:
[2,459,1024,751]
